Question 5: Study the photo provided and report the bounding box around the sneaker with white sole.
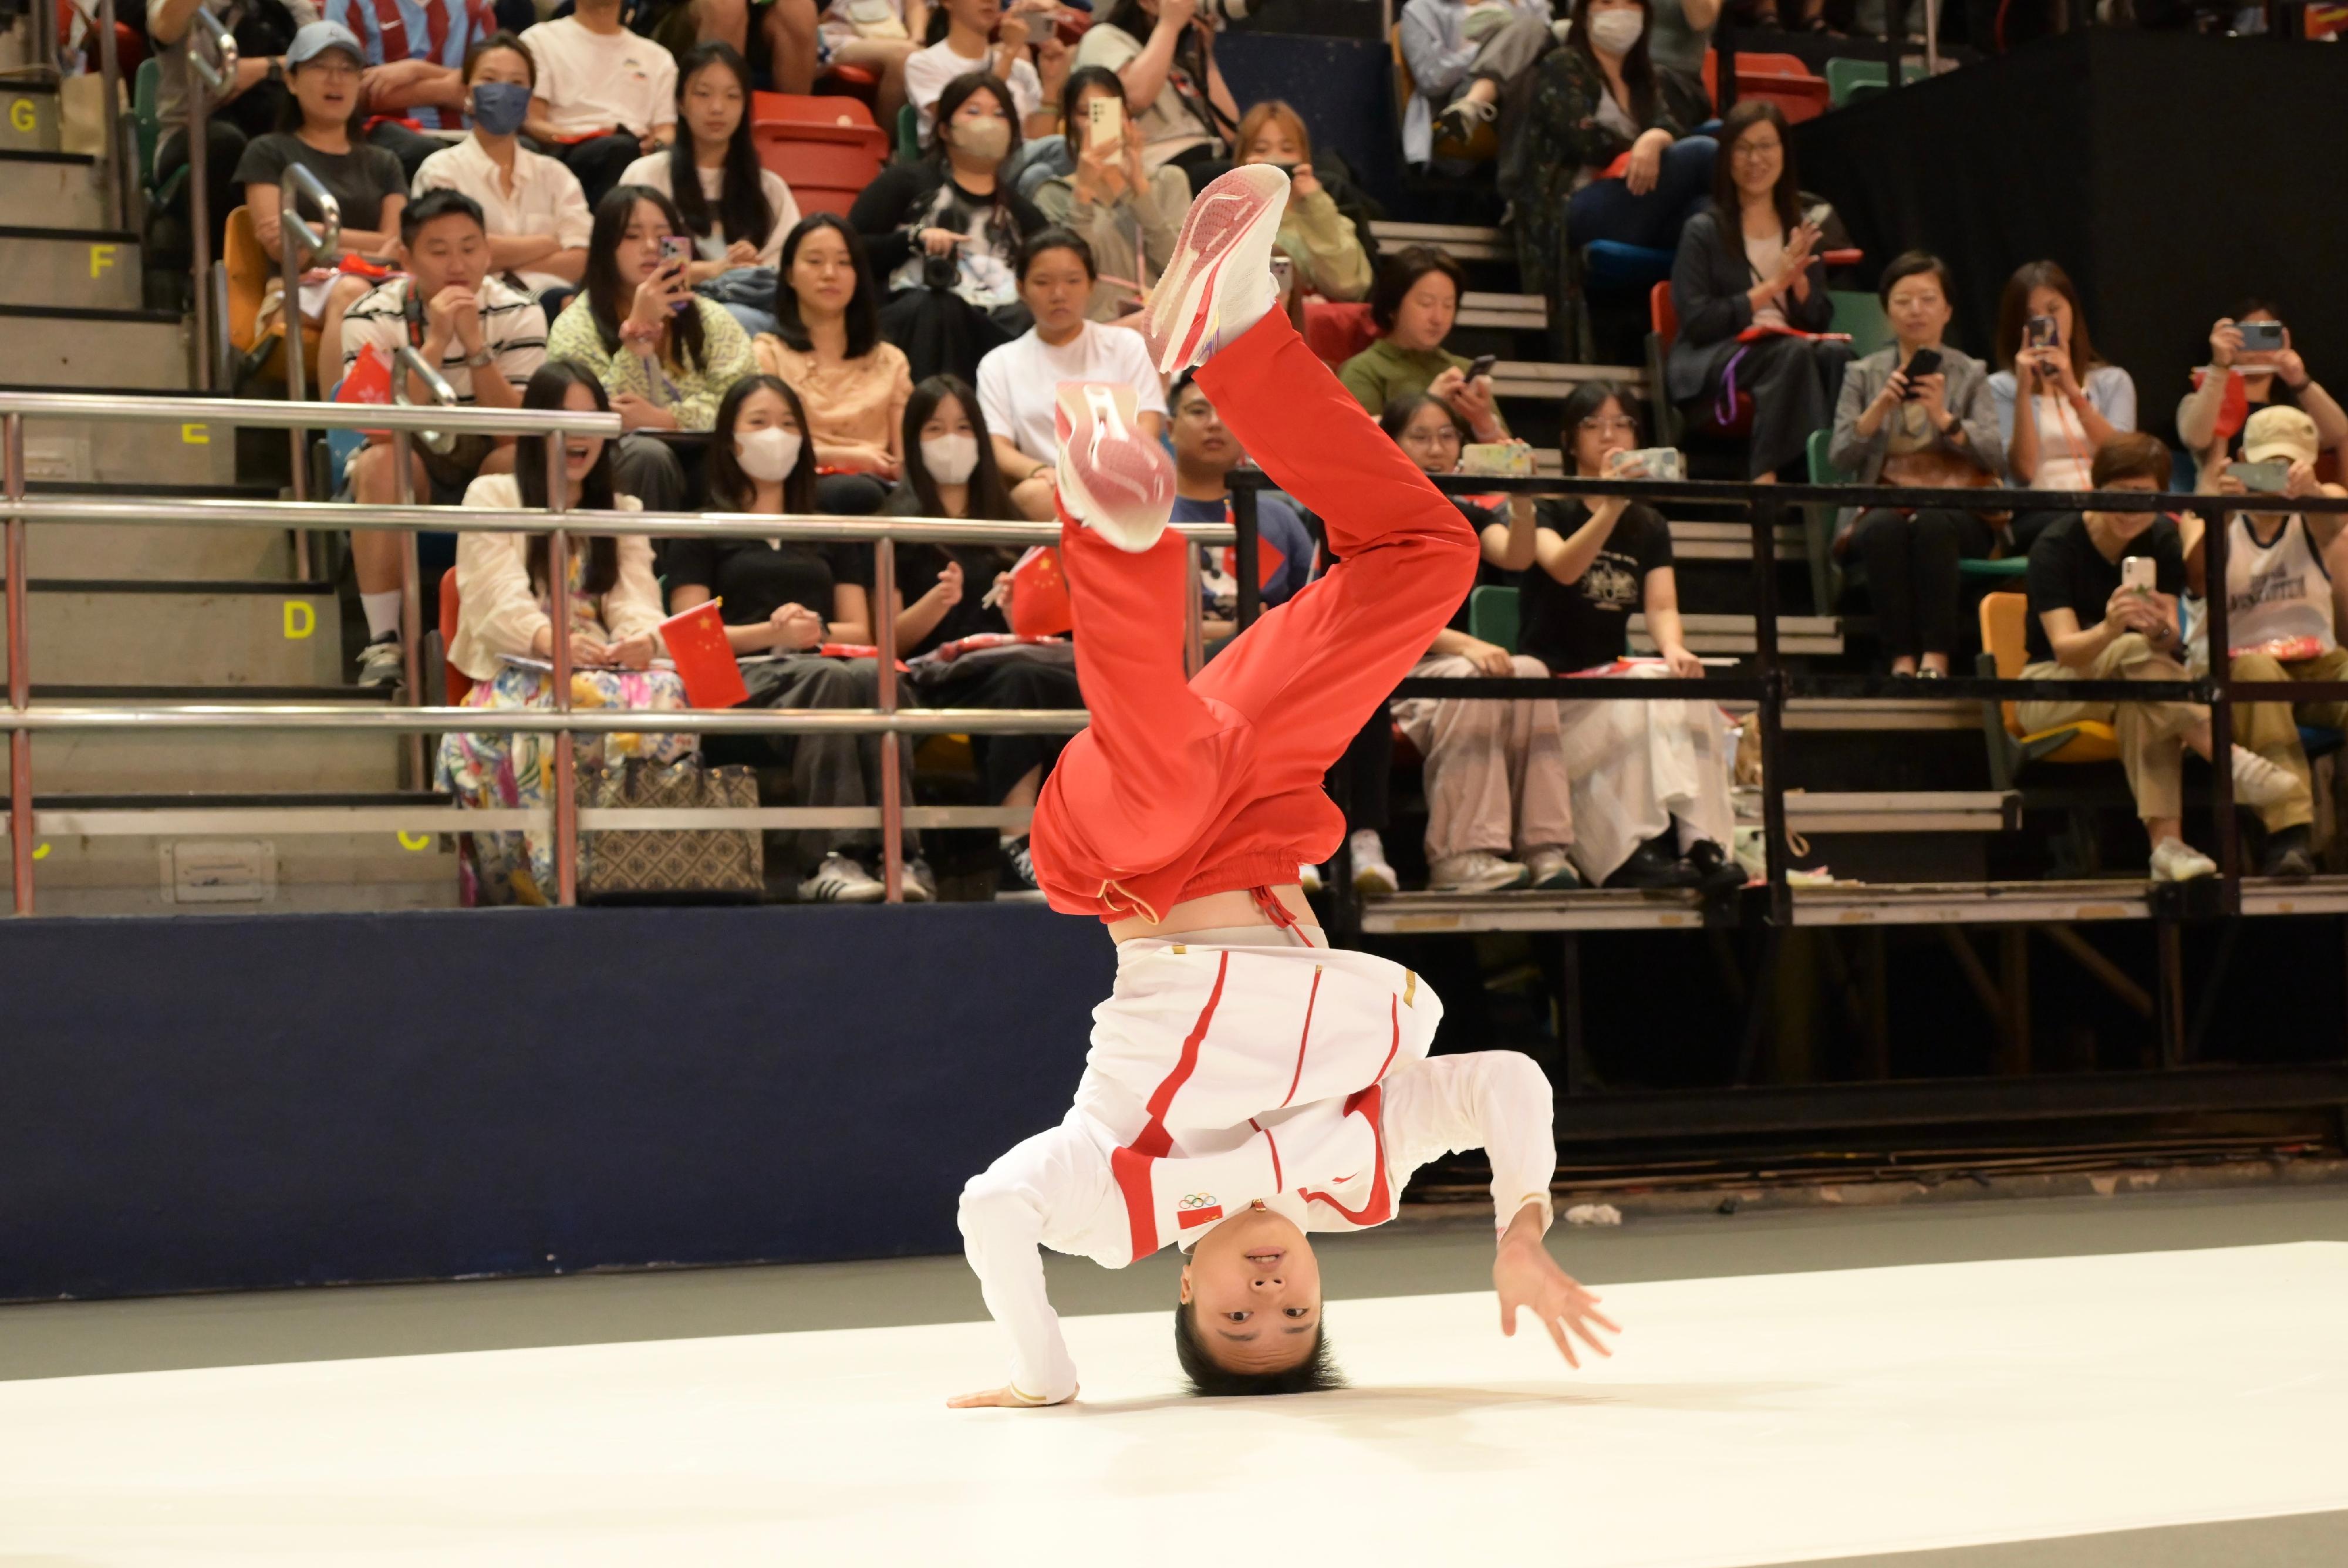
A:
[1143,163,1290,376]
[799,852,886,902]
[999,835,1039,892]
[899,855,937,903]
[2148,837,2218,883]
[1298,861,1323,894]
[1055,381,1175,552]
[1428,849,1532,893]
[2230,745,2303,810]
[355,633,405,689]
[1523,846,1583,891]
[1349,828,1399,899]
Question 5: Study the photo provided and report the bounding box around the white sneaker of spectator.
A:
[902,855,937,903]
[2230,746,2301,809]
[1523,845,1582,891]
[799,852,886,903]
[1428,849,1531,893]
[2148,838,2218,884]
[355,633,404,689]
[1349,828,1399,898]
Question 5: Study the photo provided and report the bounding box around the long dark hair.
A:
[927,70,1023,166]
[902,373,1018,520]
[706,375,819,515]
[771,213,882,359]
[516,362,621,598]
[1712,99,1802,252]
[1379,390,1471,448]
[1568,0,1657,125]
[1995,259,2106,375]
[667,43,774,261]
[583,184,709,372]
[277,46,370,138]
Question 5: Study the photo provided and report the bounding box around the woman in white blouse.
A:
[1987,259,2138,552]
[618,41,801,326]
[439,362,695,905]
[410,32,592,298]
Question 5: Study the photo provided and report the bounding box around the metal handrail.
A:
[0,390,619,434]
[185,6,238,392]
[274,165,343,502]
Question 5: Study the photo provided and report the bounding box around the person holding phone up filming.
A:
[1988,259,2137,553]
[1827,251,2002,679]
[2175,299,2348,473]
[2016,433,2306,885]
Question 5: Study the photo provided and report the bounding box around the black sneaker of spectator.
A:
[999,834,1039,893]
[1685,838,1750,896]
[355,632,404,689]
[2262,825,2316,882]
[1604,838,1708,891]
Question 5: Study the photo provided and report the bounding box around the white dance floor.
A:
[2,1243,2342,1566]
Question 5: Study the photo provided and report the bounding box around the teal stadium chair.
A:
[1824,56,1929,108]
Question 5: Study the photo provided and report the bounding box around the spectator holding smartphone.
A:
[2186,406,2348,879]
[1075,0,1239,192]
[907,0,1064,141]
[1339,245,1509,438]
[1235,100,1375,304]
[1988,260,2137,552]
[1666,100,1844,483]
[546,184,758,508]
[619,43,802,288]
[2016,433,2305,884]
[1032,67,1187,322]
[1828,251,2002,679]
[521,0,680,206]
[2177,300,2348,471]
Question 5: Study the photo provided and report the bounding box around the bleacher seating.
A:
[751,92,888,218]
[1730,52,1830,123]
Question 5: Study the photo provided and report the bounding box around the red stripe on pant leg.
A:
[1113,953,1232,1257]
[1301,1084,1392,1226]
[1372,996,1401,1085]
[1280,965,1322,1108]
[1251,1117,1283,1191]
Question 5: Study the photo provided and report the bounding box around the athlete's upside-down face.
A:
[1179,1206,1324,1374]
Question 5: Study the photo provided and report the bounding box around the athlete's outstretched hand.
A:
[947,1384,1075,1409]
[1494,1208,1620,1368]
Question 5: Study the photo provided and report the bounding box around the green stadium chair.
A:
[1468,584,1520,653]
[896,102,919,162]
[1828,289,1893,359]
[133,57,185,208]
[1824,56,1929,109]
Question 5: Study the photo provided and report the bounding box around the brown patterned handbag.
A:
[578,760,763,903]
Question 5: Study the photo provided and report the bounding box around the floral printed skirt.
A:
[436,663,697,905]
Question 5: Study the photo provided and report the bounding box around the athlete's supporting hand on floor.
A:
[1495,1203,1620,1368]
[947,1383,1077,1409]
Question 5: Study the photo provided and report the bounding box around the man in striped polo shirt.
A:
[341,188,549,687]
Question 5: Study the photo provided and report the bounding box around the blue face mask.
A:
[470,81,532,137]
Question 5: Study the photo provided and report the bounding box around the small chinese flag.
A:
[1009,546,1073,639]
[660,598,750,709]
[1217,532,1287,591]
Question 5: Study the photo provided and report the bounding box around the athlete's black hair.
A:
[1173,1301,1344,1397]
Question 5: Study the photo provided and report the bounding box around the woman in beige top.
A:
[752,213,915,515]
[437,363,696,906]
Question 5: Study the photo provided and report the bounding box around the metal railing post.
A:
[2202,498,2239,907]
[95,0,126,230]
[186,11,238,393]
[875,538,903,902]
[1183,537,1205,677]
[276,166,341,501]
[389,344,456,777]
[6,413,31,915]
[1230,482,1260,631]
[545,433,576,906]
[1752,494,1790,929]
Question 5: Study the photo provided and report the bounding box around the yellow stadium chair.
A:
[224,204,328,392]
[1977,589,2121,778]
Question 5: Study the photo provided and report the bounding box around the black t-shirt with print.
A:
[665,537,853,635]
[1517,500,1674,673]
[2022,511,2186,663]
[835,490,1022,657]
[1443,498,1503,633]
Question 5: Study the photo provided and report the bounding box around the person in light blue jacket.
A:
[1397,0,1555,167]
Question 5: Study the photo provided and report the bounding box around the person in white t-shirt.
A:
[412,33,593,298]
[905,0,1065,141]
[976,227,1166,518]
[619,41,801,287]
[520,0,679,207]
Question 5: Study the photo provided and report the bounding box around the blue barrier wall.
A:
[0,903,1113,1302]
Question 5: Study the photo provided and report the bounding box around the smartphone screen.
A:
[2121,555,2157,593]
[2025,315,2057,349]
[2228,460,2290,494]
[1021,10,1054,47]
[1087,95,1123,152]
[659,234,693,267]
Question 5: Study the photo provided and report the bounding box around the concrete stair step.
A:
[1458,291,1547,333]
[0,80,62,153]
[22,689,404,793]
[0,305,192,389]
[1627,612,1842,656]
[0,225,143,310]
[1369,220,1507,262]
[25,481,291,578]
[0,150,107,230]
[1492,361,1647,400]
[0,580,345,687]
[9,390,244,484]
[1783,790,2019,834]
[2,828,460,915]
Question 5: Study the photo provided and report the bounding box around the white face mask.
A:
[737,426,802,484]
[922,433,979,485]
[1586,9,1645,53]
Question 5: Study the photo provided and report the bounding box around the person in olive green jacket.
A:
[1338,245,1509,440]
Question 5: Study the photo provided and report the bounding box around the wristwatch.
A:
[266,58,285,86]
[465,343,496,369]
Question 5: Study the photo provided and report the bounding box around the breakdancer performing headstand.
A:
[952,166,1620,1407]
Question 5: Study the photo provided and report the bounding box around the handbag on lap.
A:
[578,759,763,903]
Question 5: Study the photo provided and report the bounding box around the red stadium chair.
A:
[1301,300,1377,369]
[751,93,888,218]
[1647,280,1753,441]
[1733,52,1829,124]
[814,61,880,109]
